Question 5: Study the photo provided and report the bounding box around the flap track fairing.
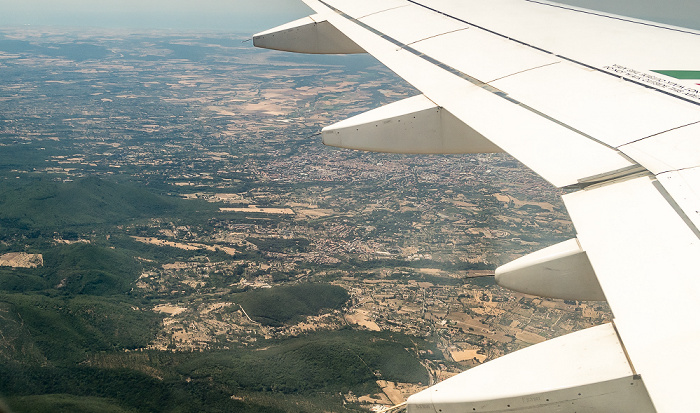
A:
[322,95,503,154]
[495,238,606,301]
[253,14,365,54]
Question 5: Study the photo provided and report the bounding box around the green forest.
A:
[0,176,434,412]
[233,284,349,326]
[0,175,216,236]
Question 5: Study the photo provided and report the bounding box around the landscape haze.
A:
[4,0,694,411]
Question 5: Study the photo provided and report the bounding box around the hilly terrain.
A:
[0,175,432,412]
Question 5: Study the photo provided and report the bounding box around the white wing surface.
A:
[254,1,700,412]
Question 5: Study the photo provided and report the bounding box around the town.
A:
[0,27,611,412]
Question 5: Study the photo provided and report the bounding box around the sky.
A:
[0,0,699,33]
[0,0,313,33]
[555,0,700,29]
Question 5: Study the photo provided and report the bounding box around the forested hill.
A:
[235,283,350,326]
[0,175,215,234]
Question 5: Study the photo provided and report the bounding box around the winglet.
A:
[322,95,503,154]
[253,14,365,54]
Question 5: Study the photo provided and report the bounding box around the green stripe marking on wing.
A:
[652,70,700,79]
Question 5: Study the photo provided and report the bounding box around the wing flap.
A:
[563,174,700,412]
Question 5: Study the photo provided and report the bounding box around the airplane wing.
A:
[253,1,700,412]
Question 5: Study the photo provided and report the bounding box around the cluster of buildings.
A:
[1,29,613,407]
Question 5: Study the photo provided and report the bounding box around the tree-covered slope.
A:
[234,283,350,326]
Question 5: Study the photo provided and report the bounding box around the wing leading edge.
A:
[254,1,700,412]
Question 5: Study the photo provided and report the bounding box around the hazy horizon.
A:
[0,0,698,33]
[0,0,312,33]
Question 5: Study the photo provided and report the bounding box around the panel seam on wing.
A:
[616,120,700,148]
[407,0,700,108]
[611,320,638,375]
[356,5,410,20]
[407,0,561,54]
[319,0,622,153]
[405,27,470,47]
[650,179,700,239]
[485,61,561,84]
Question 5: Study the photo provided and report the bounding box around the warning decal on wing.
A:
[604,64,700,101]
